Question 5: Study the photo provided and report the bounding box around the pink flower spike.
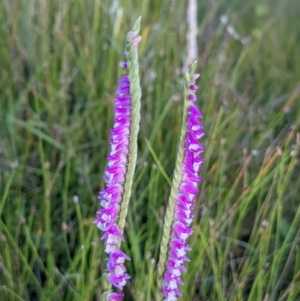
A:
[96,18,143,298]
[162,64,204,300]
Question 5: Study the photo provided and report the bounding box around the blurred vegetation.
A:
[0,0,300,300]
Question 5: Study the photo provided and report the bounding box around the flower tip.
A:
[190,60,197,73]
[185,72,190,85]
[127,16,142,41]
[132,16,142,33]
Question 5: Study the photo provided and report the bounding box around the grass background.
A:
[1,0,300,300]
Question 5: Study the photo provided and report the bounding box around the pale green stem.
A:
[156,61,198,288]
[117,16,142,235]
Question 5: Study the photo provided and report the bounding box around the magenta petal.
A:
[189,104,203,118]
[106,292,124,301]
[187,113,201,129]
[118,76,129,84]
[162,287,182,298]
[172,221,193,241]
[101,224,124,242]
[115,97,131,106]
[188,93,197,102]
[114,116,131,126]
[110,136,130,148]
[99,184,122,199]
[166,259,187,274]
[111,249,131,263]
[104,165,126,184]
[107,153,127,167]
[189,84,198,91]
[119,61,128,68]
[108,273,130,290]
[132,35,142,47]
[115,106,131,115]
[175,209,195,223]
[99,197,120,209]
[175,194,194,207]
[109,143,129,156]
[182,167,202,184]
[111,126,130,137]
[107,261,126,275]
[179,182,198,196]
[116,86,130,95]
[97,206,118,221]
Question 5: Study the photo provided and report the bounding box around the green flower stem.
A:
[157,61,198,286]
[117,16,142,235]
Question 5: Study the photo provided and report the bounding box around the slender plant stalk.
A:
[117,16,142,234]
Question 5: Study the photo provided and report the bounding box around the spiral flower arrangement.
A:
[159,62,204,301]
[94,18,142,301]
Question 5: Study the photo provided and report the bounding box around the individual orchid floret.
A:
[157,61,204,301]
[95,17,142,301]
[106,292,124,301]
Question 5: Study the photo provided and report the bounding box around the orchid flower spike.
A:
[157,61,204,301]
[94,17,142,300]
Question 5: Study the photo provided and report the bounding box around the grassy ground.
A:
[1,0,300,300]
